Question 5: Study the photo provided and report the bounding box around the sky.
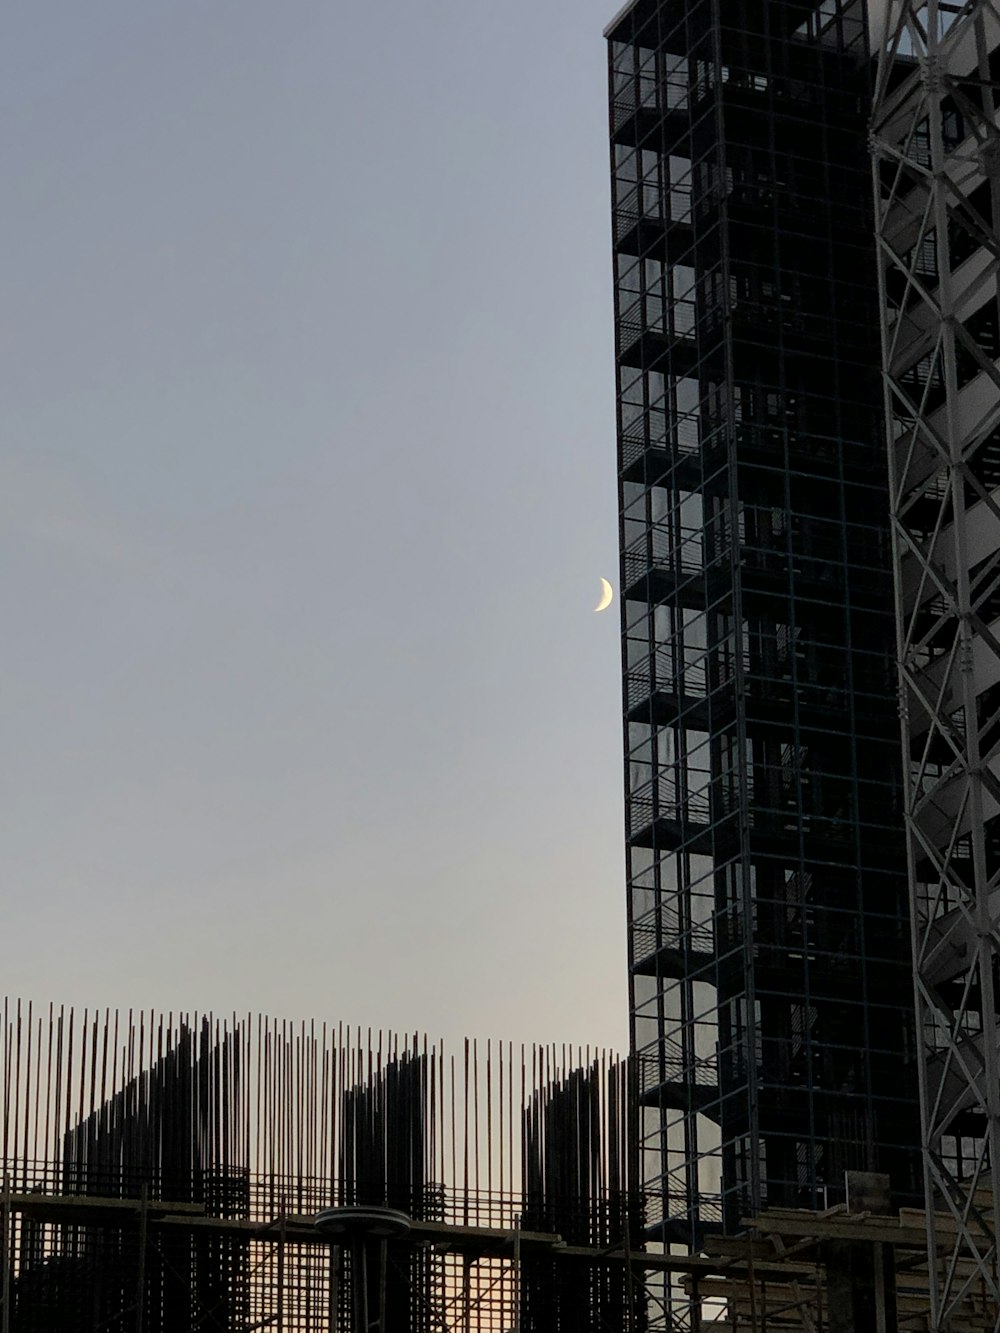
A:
[1,0,628,1052]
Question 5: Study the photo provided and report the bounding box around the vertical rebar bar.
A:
[135,1183,147,1333]
[1,1174,11,1333]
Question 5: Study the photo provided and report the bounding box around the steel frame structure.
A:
[607,6,921,1311]
[14,1178,1000,1332]
[0,1000,649,1332]
[871,1,1000,1325]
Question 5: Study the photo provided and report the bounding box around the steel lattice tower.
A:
[871,1,1000,1323]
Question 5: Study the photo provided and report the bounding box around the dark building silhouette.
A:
[14,1021,249,1332]
[607,0,922,1247]
[336,1049,439,1333]
[2,1005,642,1331]
[521,1058,642,1331]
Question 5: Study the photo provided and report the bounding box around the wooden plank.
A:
[745,1214,925,1246]
[11,1192,206,1222]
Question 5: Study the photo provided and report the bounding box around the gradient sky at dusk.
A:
[2,0,627,1049]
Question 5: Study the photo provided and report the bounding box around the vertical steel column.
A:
[872,2,1000,1325]
[349,1234,369,1333]
[1,1176,10,1333]
[135,1185,147,1333]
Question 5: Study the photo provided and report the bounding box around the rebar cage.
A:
[0,999,646,1332]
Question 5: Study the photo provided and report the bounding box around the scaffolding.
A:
[607,2,921,1298]
[689,1174,996,1329]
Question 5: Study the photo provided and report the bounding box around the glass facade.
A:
[607,0,922,1249]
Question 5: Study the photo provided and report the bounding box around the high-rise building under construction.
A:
[607,0,923,1247]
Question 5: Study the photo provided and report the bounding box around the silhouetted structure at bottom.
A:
[521,1058,644,1331]
[335,1048,439,1332]
[12,1020,249,1332]
[1,1001,642,1332]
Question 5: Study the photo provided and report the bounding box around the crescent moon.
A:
[594,578,613,613]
